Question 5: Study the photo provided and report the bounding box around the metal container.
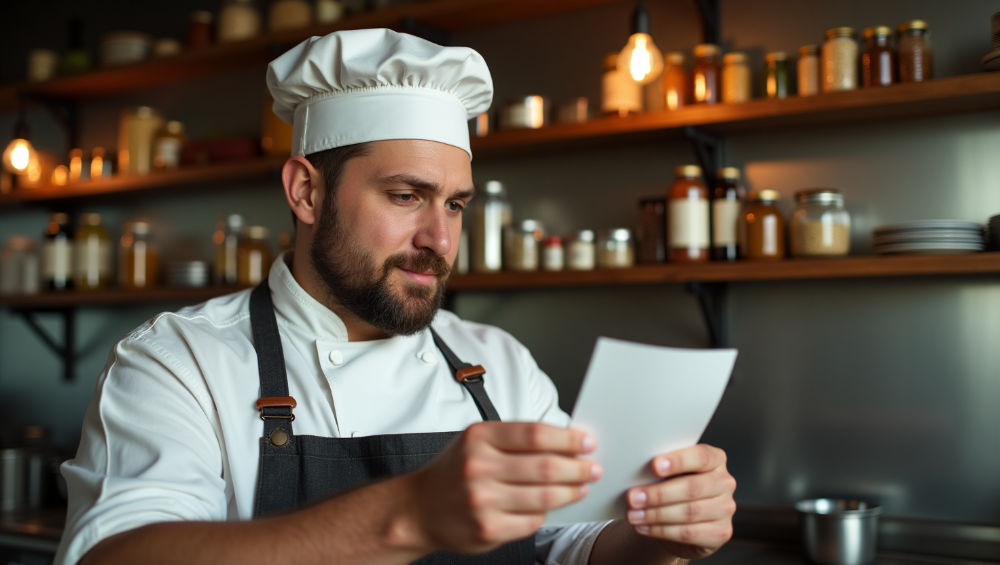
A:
[796,498,881,565]
[499,96,549,129]
[0,447,26,512]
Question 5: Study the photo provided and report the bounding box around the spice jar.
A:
[42,213,73,291]
[765,52,790,99]
[504,220,543,272]
[471,180,511,273]
[661,51,687,110]
[119,220,160,289]
[118,106,164,175]
[187,11,214,48]
[315,0,345,23]
[218,0,261,43]
[721,52,751,104]
[711,167,745,262]
[739,190,785,260]
[601,52,642,117]
[597,229,635,269]
[691,44,721,104]
[74,213,111,290]
[898,20,933,82]
[790,189,851,257]
[668,165,710,262]
[0,236,40,295]
[153,121,186,170]
[797,44,820,96]
[862,26,896,87]
[238,225,271,285]
[636,197,666,264]
[269,0,312,31]
[822,27,858,92]
[568,230,596,270]
[542,236,564,271]
[213,214,244,285]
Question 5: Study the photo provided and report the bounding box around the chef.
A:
[55,29,736,565]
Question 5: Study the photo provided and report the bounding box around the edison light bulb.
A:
[3,137,38,174]
[618,32,664,85]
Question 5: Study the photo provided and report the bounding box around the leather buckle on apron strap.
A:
[256,396,297,421]
[454,365,486,383]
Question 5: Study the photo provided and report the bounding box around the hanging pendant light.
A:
[617,0,664,85]
[2,112,39,175]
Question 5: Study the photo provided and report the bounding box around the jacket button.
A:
[419,351,437,364]
[270,428,289,447]
[328,350,344,366]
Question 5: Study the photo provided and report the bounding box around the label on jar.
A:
[42,239,72,285]
[543,245,564,271]
[568,241,595,270]
[711,199,741,246]
[74,237,111,288]
[669,198,710,248]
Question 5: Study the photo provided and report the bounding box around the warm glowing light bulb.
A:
[3,138,38,174]
[618,32,664,85]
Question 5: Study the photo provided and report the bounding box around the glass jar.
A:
[568,230,596,270]
[790,189,851,257]
[542,235,564,271]
[691,44,721,104]
[862,26,895,87]
[822,26,858,92]
[153,121,186,170]
[119,220,160,289]
[268,0,312,32]
[74,213,111,290]
[668,164,709,263]
[504,219,543,272]
[797,44,820,96]
[68,148,88,182]
[42,213,73,291]
[765,52,790,99]
[213,214,244,285]
[711,167,746,261]
[118,106,164,175]
[601,52,642,117]
[238,225,271,285]
[471,180,511,273]
[89,147,113,179]
[218,0,261,43]
[661,51,687,110]
[597,228,634,269]
[187,11,214,48]
[636,197,666,264]
[739,190,785,260]
[721,52,751,104]
[0,236,40,295]
[315,0,345,24]
[898,20,932,83]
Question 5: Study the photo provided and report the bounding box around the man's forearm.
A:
[589,520,688,565]
[79,473,429,565]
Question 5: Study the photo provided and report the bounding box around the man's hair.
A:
[291,142,372,226]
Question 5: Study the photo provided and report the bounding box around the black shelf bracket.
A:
[683,125,723,188]
[694,0,720,45]
[685,281,726,348]
[14,308,77,381]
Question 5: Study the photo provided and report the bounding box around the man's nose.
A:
[413,206,452,257]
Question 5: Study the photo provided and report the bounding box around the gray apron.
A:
[248,282,535,564]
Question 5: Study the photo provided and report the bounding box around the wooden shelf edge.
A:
[0,285,250,309]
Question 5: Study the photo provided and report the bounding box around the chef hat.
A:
[266,28,493,159]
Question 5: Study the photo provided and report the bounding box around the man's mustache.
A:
[384,251,451,279]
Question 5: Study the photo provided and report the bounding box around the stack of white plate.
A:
[167,260,210,287]
[873,220,985,255]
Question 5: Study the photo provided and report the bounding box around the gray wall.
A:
[1,0,999,527]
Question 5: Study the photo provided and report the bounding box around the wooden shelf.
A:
[0,0,622,111]
[471,73,1000,158]
[0,285,249,309]
[0,156,287,206]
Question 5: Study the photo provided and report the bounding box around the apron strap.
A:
[250,281,295,436]
[429,327,501,422]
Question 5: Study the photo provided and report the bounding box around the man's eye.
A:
[447,201,466,212]
[392,193,416,203]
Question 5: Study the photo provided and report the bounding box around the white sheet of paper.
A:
[545,337,737,526]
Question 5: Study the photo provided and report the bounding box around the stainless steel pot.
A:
[796,498,881,565]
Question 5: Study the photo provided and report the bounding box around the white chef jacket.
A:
[55,255,610,565]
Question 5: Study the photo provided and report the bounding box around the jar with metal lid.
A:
[636,197,666,264]
[0,236,40,295]
[568,230,596,270]
[739,190,785,260]
[542,236,564,271]
[471,180,511,273]
[213,214,243,285]
[601,52,642,117]
[661,51,687,110]
[153,121,186,170]
[797,44,820,96]
[504,219,544,272]
[721,52,750,104]
[691,44,721,104]
[711,167,746,261]
[218,0,261,43]
[597,228,635,269]
[238,225,271,285]
[119,220,160,289]
[765,52,790,99]
[898,20,932,82]
[74,213,111,290]
[822,27,858,92]
[862,26,896,87]
[790,189,851,257]
[118,106,164,175]
[668,164,710,263]
[42,213,73,291]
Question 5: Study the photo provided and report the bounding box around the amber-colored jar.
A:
[739,190,785,260]
[119,220,160,289]
[238,225,271,285]
[711,167,746,262]
[661,51,687,110]
[898,20,932,83]
[667,165,710,262]
[691,44,721,105]
[721,52,750,103]
[862,26,895,87]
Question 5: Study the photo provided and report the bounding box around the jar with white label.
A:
[822,27,858,92]
[74,213,111,290]
[42,213,73,290]
[790,189,851,257]
[542,236,564,271]
[238,225,271,285]
[153,121,186,170]
[471,180,511,273]
[798,44,820,96]
[668,165,709,263]
[503,220,543,272]
[596,228,634,269]
[120,220,160,289]
[568,230,596,270]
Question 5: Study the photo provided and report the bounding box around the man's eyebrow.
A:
[379,174,475,199]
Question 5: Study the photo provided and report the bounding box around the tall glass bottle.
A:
[213,214,244,285]
[668,165,709,262]
[711,167,746,261]
[470,180,511,273]
[74,213,111,290]
[42,213,74,290]
[691,44,721,105]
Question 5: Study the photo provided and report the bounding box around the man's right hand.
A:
[399,422,602,555]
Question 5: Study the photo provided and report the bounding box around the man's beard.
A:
[310,202,451,336]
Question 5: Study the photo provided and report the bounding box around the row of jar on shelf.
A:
[460,171,851,275]
[0,213,287,296]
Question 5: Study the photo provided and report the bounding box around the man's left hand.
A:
[624,444,737,560]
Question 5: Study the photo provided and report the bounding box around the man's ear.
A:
[282,156,323,226]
